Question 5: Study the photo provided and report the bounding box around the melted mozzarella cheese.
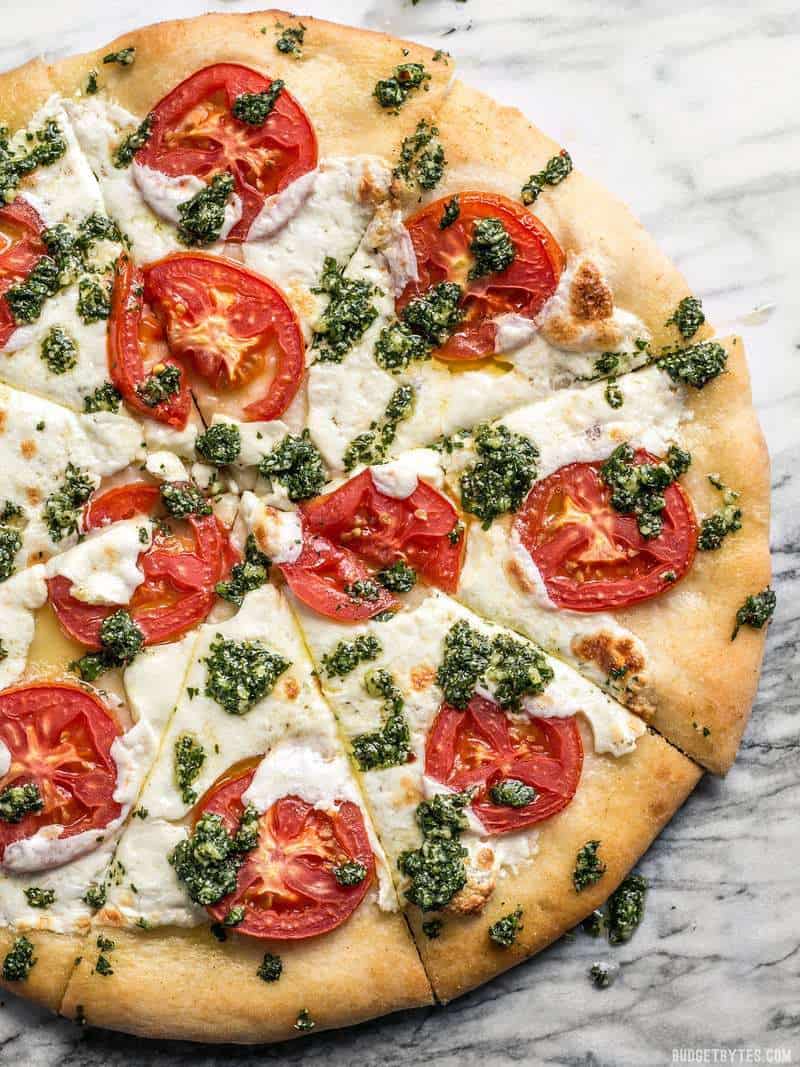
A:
[0,566,47,691]
[247,168,318,240]
[141,417,198,459]
[240,492,302,563]
[45,519,152,605]
[369,448,445,499]
[0,741,10,778]
[145,451,189,482]
[132,161,243,239]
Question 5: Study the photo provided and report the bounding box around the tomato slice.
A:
[108,254,193,428]
[397,192,564,362]
[143,253,305,422]
[515,450,698,612]
[135,63,318,241]
[199,767,374,939]
[0,198,47,349]
[281,531,398,622]
[47,481,237,647]
[0,683,123,861]
[425,694,583,834]
[300,469,463,594]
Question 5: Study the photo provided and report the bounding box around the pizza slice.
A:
[60,582,431,1040]
[283,581,699,1001]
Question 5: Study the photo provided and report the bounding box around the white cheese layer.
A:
[145,451,189,483]
[0,566,47,691]
[45,519,153,605]
[132,161,243,240]
[370,448,445,499]
[240,491,302,563]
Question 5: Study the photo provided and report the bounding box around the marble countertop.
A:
[0,1,797,1063]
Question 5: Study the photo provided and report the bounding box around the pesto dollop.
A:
[204,634,290,715]
[258,429,328,502]
[600,442,691,539]
[521,150,573,205]
[351,669,410,771]
[460,423,538,529]
[666,295,705,340]
[321,634,381,678]
[398,790,472,911]
[393,120,446,192]
[573,840,606,892]
[177,172,235,247]
[732,587,776,640]
[313,257,379,363]
[488,907,523,947]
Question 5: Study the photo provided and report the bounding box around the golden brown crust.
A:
[0,927,84,1012]
[408,722,700,1002]
[59,902,431,1043]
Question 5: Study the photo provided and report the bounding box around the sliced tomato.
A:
[108,254,192,428]
[515,450,698,612]
[143,253,305,422]
[47,481,237,648]
[425,694,583,834]
[0,198,47,349]
[397,192,564,362]
[0,683,123,861]
[199,767,374,939]
[281,531,398,622]
[300,469,463,594]
[135,63,318,241]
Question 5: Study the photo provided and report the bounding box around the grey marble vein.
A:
[0,1,797,1063]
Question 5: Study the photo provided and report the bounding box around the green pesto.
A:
[344,579,381,603]
[573,840,606,892]
[2,936,35,981]
[422,918,443,939]
[0,501,22,522]
[83,382,121,413]
[232,81,284,126]
[666,296,705,340]
[224,905,245,926]
[732,587,776,640]
[177,172,236,246]
[657,340,727,389]
[600,442,691,539]
[77,276,111,324]
[83,882,107,910]
[275,21,306,56]
[204,634,290,715]
[401,281,463,347]
[436,619,491,708]
[374,63,430,111]
[373,320,430,374]
[0,783,43,823]
[258,429,328,502]
[40,325,78,374]
[86,70,99,95]
[5,256,61,324]
[257,952,283,982]
[460,423,538,529]
[321,634,381,678]
[698,475,742,551]
[393,120,446,191]
[96,934,115,952]
[489,778,537,808]
[215,534,271,607]
[160,481,212,519]
[294,1008,315,1032]
[376,560,417,593]
[103,47,135,66]
[333,860,368,886]
[174,733,206,806]
[24,887,55,909]
[113,114,153,169]
[135,363,181,407]
[486,632,554,709]
[589,961,617,988]
[604,380,624,409]
[488,907,523,947]
[94,954,113,976]
[313,256,379,362]
[440,196,460,229]
[196,422,241,466]
[351,669,410,771]
[342,383,416,471]
[170,806,259,906]
[72,609,144,680]
[468,216,516,280]
[398,790,471,911]
[607,872,648,943]
[43,463,94,542]
[521,150,573,205]
[0,118,67,204]
[0,525,22,583]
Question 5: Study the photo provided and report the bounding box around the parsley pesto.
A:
[374,321,430,374]
[2,936,35,981]
[71,609,144,680]
[393,120,446,192]
[401,281,463,347]
[351,669,410,771]
[321,634,381,678]
[732,587,776,640]
[43,463,94,542]
[489,778,537,807]
[440,196,460,229]
[698,475,742,551]
[666,296,705,340]
[460,423,538,528]
[0,783,43,823]
[215,534,270,607]
[258,429,328,501]
[374,63,430,111]
[135,363,181,407]
[257,952,283,982]
[177,172,236,247]
[573,840,606,892]
[24,887,55,909]
[113,114,153,169]
[0,525,22,583]
[40,326,78,374]
[204,634,290,715]
[174,734,206,805]
[0,117,67,204]
[160,481,212,519]
[600,442,691,539]
[103,46,136,66]
[274,21,305,56]
[468,217,516,280]
[398,790,471,911]
[170,807,259,906]
[376,560,417,593]
[232,81,284,126]
[313,257,379,362]
[83,382,121,413]
[196,422,241,466]
[521,150,573,205]
[657,340,727,389]
[607,872,647,943]
[488,907,523,947]
[343,383,415,471]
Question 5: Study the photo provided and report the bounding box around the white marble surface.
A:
[0,1,797,1063]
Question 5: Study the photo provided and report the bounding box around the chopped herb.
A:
[160,481,212,519]
[489,779,537,808]
[5,255,61,324]
[573,840,606,892]
[94,954,113,976]
[488,907,523,947]
[0,118,67,204]
[732,587,776,640]
[342,384,416,471]
[393,119,446,191]
[96,934,115,952]
[351,669,410,771]
[313,257,379,362]
[174,734,206,806]
[657,340,727,389]
[170,806,259,906]
[135,363,181,407]
[374,63,430,111]
[86,70,99,95]
[177,172,235,247]
[468,216,515,280]
[76,213,121,249]
[43,463,94,542]
[83,382,121,413]
[698,475,742,551]
[224,905,245,926]
[666,296,705,340]
[321,634,381,678]
[232,81,284,126]
[72,608,144,680]
[257,952,283,982]
[83,883,106,910]
[333,860,367,886]
[103,47,135,66]
[258,429,328,502]
[204,634,290,715]
[113,114,153,169]
[294,1008,315,1032]
[600,442,691,539]
[521,150,573,205]
[196,422,241,466]
[607,873,647,944]
[460,423,538,529]
[373,321,430,373]
[448,521,464,545]
[275,21,305,56]
[435,621,552,710]
[589,960,618,988]
[422,918,443,939]
[0,782,43,823]
[401,281,463,347]
[376,560,417,593]
[398,790,471,911]
[40,325,77,374]
[604,380,624,408]
[0,525,21,583]
[440,196,459,229]
[2,936,35,981]
[216,534,271,606]
[24,887,55,909]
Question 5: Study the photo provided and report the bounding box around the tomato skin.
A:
[199,768,374,940]
[425,695,583,834]
[0,683,123,861]
[0,198,47,349]
[515,451,698,612]
[281,531,398,622]
[398,192,565,361]
[301,470,463,594]
[48,482,237,648]
[108,254,192,428]
[136,63,318,241]
[143,252,305,422]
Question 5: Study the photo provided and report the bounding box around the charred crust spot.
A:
[572,632,644,678]
[283,677,300,700]
[410,664,436,691]
[26,487,41,506]
[569,260,614,322]
[20,439,36,459]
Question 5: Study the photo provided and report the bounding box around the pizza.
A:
[0,10,772,1043]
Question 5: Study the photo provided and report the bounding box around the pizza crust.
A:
[59,901,431,1043]
[0,927,85,1012]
